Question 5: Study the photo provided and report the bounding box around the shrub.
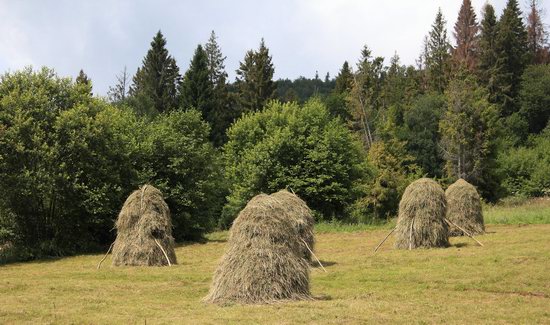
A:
[221,99,365,226]
[139,109,224,240]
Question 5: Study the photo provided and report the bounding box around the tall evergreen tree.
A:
[425,8,451,93]
[179,45,215,117]
[129,30,180,114]
[334,61,354,94]
[493,0,529,116]
[439,75,500,199]
[235,39,276,113]
[527,0,550,64]
[478,3,499,100]
[204,31,234,146]
[452,0,479,72]
[75,69,92,95]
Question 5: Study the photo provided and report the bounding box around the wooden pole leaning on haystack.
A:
[301,239,326,272]
[444,218,484,247]
[373,227,396,253]
[97,242,115,269]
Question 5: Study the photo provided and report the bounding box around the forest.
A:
[0,0,549,260]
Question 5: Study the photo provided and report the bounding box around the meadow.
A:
[1,198,549,324]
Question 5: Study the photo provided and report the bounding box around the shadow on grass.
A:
[312,260,337,268]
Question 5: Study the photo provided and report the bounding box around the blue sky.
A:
[0,0,546,95]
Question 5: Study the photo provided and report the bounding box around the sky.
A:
[0,0,547,96]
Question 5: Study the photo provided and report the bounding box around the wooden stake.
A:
[445,218,484,247]
[154,238,172,266]
[409,219,414,250]
[301,239,327,273]
[97,242,114,269]
[374,227,396,253]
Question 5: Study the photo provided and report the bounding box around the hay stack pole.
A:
[394,178,449,249]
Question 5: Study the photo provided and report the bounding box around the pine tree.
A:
[426,8,451,93]
[204,31,234,146]
[452,0,479,72]
[478,3,499,100]
[334,61,353,94]
[527,0,550,64]
[129,30,180,113]
[108,66,129,104]
[76,69,92,95]
[439,75,500,199]
[179,45,215,118]
[235,38,276,113]
[493,0,529,116]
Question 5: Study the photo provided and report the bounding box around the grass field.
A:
[1,199,549,324]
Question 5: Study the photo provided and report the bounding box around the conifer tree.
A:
[527,0,550,64]
[426,8,451,93]
[129,30,180,113]
[76,69,92,95]
[179,45,215,118]
[235,39,276,113]
[478,3,499,100]
[204,31,234,146]
[452,0,479,72]
[493,0,529,116]
[334,61,354,94]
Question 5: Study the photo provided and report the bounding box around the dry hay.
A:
[445,178,485,236]
[111,185,177,266]
[394,178,449,249]
[204,192,312,304]
[270,189,315,260]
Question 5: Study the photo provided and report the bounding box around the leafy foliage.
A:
[222,99,365,226]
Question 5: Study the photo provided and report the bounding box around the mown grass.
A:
[1,198,549,324]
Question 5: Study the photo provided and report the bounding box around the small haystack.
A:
[445,179,484,236]
[394,178,449,249]
[204,193,311,304]
[111,185,177,266]
[271,189,315,260]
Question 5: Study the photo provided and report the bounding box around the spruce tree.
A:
[76,69,92,95]
[129,30,180,114]
[426,8,451,93]
[179,45,215,117]
[204,31,234,146]
[452,0,479,72]
[334,61,353,94]
[527,0,550,64]
[235,38,276,113]
[494,0,529,116]
[478,3,499,100]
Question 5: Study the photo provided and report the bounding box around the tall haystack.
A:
[445,178,484,236]
[112,185,177,266]
[270,189,315,260]
[204,193,311,304]
[394,178,449,249]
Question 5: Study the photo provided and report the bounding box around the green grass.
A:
[484,197,550,225]
[1,198,549,324]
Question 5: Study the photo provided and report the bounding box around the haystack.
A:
[111,185,177,266]
[204,193,311,304]
[445,179,484,236]
[394,178,449,249]
[270,189,315,260]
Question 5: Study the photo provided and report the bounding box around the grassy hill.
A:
[1,199,549,324]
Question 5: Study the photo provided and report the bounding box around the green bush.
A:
[221,99,365,226]
[138,110,224,240]
[499,127,550,197]
[0,68,138,255]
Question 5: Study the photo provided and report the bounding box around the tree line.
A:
[1,0,549,260]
